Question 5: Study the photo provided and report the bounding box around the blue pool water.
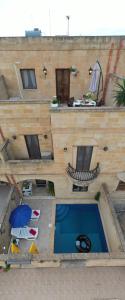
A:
[54,204,108,253]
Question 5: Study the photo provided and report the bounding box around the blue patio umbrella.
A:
[9,204,32,228]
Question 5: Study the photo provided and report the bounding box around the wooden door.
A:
[56,69,70,103]
[25,135,41,159]
[76,146,93,171]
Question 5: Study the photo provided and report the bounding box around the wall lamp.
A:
[64,147,68,152]
[12,135,17,140]
[44,134,48,139]
[103,146,108,152]
[88,66,93,75]
[43,66,47,78]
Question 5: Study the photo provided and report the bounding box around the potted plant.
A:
[70,66,78,76]
[94,191,101,202]
[114,79,125,106]
[0,262,11,272]
[84,92,96,101]
[51,96,59,108]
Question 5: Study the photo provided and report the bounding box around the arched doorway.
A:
[116,180,125,191]
[19,179,55,197]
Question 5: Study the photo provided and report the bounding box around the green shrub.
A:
[95,191,101,201]
[48,181,55,196]
[4,262,11,272]
[0,263,11,272]
[114,79,125,106]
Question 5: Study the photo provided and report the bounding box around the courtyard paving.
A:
[0,267,125,300]
[16,197,53,254]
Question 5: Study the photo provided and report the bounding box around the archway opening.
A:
[116,180,125,191]
[19,179,55,197]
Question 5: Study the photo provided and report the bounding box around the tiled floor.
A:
[0,267,125,300]
[10,197,96,255]
[16,197,54,254]
[32,185,50,197]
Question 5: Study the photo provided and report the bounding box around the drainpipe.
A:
[13,63,23,99]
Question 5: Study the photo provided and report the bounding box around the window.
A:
[20,69,37,89]
[24,135,41,159]
[73,185,88,192]
[116,180,125,191]
[76,146,93,171]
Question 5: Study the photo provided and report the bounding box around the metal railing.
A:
[66,162,100,182]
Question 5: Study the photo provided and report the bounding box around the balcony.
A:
[0,139,54,162]
[66,163,100,186]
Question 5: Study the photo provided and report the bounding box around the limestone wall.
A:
[50,107,125,195]
[0,101,52,159]
[0,33,125,198]
[0,101,125,196]
[0,75,9,99]
[0,36,125,102]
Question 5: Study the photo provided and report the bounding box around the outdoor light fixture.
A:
[44,134,48,139]
[12,135,17,140]
[43,66,47,78]
[2,245,6,254]
[89,67,93,75]
[64,147,67,152]
[103,146,108,152]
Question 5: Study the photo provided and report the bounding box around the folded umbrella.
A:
[89,61,101,93]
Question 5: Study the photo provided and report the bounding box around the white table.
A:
[73,99,96,107]
[22,181,32,196]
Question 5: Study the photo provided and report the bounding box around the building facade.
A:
[0,36,125,266]
[0,36,125,195]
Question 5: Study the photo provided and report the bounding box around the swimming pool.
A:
[54,204,108,253]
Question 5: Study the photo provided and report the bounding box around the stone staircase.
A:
[110,191,125,206]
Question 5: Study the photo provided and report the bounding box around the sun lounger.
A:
[11,226,38,240]
[31,209,40,219]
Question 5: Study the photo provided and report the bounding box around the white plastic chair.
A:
[31,209,40,220]
[11,226,38,240]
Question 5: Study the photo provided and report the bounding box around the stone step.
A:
[110,192,125,202]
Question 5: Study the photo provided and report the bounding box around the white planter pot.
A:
[51,103,58,108]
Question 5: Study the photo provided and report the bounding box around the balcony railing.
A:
[66,162,100,186]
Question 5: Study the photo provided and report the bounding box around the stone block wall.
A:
[0,101,52,159]
[0,103,125,197]
[0,36,125,197]
[0,36,125,102]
